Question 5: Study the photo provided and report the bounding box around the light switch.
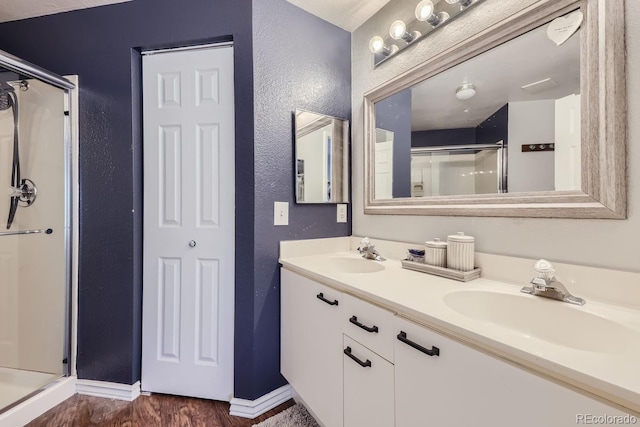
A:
[337,204,347,223]
[274,201,289,226]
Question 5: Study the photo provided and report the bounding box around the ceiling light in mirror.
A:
[455,84,477,100]
[371,0,482,67]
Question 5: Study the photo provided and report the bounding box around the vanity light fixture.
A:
[389,20,420,43]
[415,0,448,26]
[455,83,477,100]
[446,0,475,8]
[371,0,485,67]
[369,36,398,56]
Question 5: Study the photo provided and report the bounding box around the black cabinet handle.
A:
[397,331,440,357]
[349,315,379,333]
[316,293,338,306]
[344,346,372,368]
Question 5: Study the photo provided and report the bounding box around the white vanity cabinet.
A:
[343,335,394,427]
[394,316,627,427]
[281,267,629,427]
[281,269,344,427]
[342,294,395,427]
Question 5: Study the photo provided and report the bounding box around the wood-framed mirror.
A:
[294,109,350,204]
[363,0,626,219]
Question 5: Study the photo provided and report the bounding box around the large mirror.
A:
[295,109,349,203]
[364,0,626,218]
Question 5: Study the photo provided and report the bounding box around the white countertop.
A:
[280,248,640,415]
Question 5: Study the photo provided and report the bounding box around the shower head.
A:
[0,81,15,111]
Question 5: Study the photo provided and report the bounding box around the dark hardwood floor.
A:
[27,393,295,427]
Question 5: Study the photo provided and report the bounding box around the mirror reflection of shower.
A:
[0,78,37,229]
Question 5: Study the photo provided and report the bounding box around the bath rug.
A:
[252,403,320,427]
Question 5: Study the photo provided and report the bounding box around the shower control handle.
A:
[189,240,196,248]
[8,186,22,197]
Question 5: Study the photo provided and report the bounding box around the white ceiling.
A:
[0,0,131,23]
[410,23,581,131]
[286,0,391,32]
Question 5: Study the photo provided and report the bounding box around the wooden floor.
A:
[27,393,295,427]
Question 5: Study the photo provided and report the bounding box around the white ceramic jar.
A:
[447,232,475,271]
[425,238,447,267]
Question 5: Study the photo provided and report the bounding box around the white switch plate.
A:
[337,204,347,223]
[274,201,289,226]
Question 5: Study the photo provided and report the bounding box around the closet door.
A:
[142,45,235,401]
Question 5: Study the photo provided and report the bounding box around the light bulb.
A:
[389,20,407,40]
[369,36,386,54]
[447,0,473,6]
[415,0,435,21]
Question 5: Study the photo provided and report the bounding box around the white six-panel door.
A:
[142,45,235,401]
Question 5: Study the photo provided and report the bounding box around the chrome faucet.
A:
[521,259,585,306]
[357,237,386,261]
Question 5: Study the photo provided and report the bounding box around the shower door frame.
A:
[0,49,77,413]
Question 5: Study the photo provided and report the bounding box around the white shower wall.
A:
[0,79,66,375]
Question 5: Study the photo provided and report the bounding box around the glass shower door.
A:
[0,72,69,412]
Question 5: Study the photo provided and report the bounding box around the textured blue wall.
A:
[476,104,509,146]
[248,0,352,400]
[375,89,411,198]
[0,0,255,386]
[412,128,476,147]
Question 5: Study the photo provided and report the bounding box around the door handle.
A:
[189,240,196,248]
[349,316,379,333]
[316,293,338,306]
[397,331,440,357]
[344,346,372,368]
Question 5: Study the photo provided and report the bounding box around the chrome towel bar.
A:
[0,228,52,237]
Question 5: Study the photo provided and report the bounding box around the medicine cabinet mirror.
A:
[295,109,349,204]
[364,0,626,218]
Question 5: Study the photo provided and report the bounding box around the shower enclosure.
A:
[0,49,74,414]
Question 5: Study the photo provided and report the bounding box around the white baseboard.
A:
[0,377,76,427]
[229,385,292,419]
[76,379,141,402]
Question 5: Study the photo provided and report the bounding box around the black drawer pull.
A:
[397,331,440,357]
[316,293,339,306]
[344,346,372,368]
[349,316,379,333]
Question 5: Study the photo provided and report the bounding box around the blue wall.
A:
[412,128,476,147]
[476,104,509,146]
[375,89,411,198]
[0,0,254,388]
[248,0,352,400]
[411,104,509,148]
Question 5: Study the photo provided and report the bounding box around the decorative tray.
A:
[401,259,481,282]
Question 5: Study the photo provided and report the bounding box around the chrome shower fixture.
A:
[8,178,38,207]
[0,81,15,110]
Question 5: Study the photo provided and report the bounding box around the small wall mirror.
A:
[364,0,625,218]
[295,109,349,204]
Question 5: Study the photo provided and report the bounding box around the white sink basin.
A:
[327,257,385,274]
[444,290,636,353]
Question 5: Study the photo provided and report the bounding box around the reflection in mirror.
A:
[373,11,581,200]
[295,109,349,203]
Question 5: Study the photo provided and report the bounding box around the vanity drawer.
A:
[342,293,394,362]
